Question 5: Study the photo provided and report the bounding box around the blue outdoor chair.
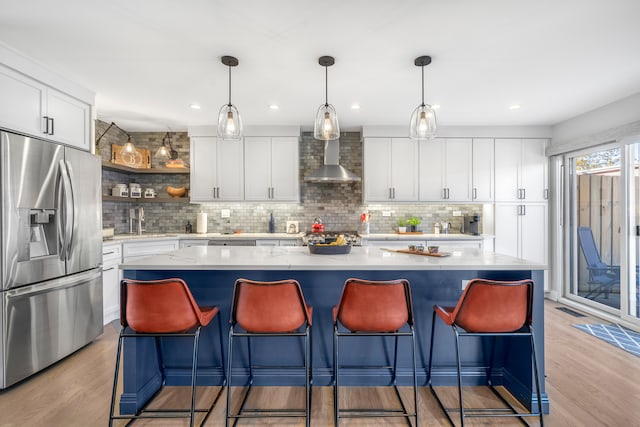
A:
[577,227,620,299]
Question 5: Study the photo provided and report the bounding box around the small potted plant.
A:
[397,218,407,233]
[407,217,421,232]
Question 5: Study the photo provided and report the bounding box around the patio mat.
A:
[573,324,640,357]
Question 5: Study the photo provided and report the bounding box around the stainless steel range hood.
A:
[305,139,361,183]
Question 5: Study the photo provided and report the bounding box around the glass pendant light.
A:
[120,135,136,155]
[155,132,178,159]
[217,56,243,141]
[409,55,437,140]
[314,56,340,141]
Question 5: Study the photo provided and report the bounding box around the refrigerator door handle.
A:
[59,159,74,259]
[5,268,102,299]
[65,160,78,255]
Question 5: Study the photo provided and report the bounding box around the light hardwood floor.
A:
[0,301,639,426]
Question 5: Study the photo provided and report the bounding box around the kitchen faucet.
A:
[129,207,145,235]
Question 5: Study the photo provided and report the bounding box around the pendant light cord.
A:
[228,65,232,106]
[421,64,425,107]
[324,65,329,107]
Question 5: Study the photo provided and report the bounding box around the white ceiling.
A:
[1,0,639,132]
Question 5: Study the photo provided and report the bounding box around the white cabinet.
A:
[0,65,46,137]
[494,203,548,265]
[179,239,209,248]
[190,137,244,202]
[364,137,419,202]
[364,239,426,248]
[122,239,179,263]
[0,64,91,151]
[426,239,483,250]
[419,138,472,201]
[472,138,494,202]
[102,242,122,325]
[494,139,548,202]
[244,136,299,201]
[45,88,91,150]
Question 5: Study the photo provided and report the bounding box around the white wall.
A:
[550,92,640,155]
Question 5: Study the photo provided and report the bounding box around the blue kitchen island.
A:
[119,245,548,415]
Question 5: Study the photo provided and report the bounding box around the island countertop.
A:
[119,245,547,271]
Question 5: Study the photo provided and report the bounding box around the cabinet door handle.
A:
[522,205,526,215]
[544,188,549,200]
[49,117,54,135]
[102,266,115,272]
[473,188,477,200]
[389,188,393,199]
[522,188,526,200]
[447,188,450,199]
[393,188,396,199]
[103,251,115,255]
[42,116,49,134]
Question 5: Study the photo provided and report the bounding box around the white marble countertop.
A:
[119,245,546,271]
[363,233,493,240]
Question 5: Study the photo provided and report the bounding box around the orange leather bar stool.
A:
[226,278,313,427]
[108,278,226,427]
[333,278,418,426]
[427,278,544,426]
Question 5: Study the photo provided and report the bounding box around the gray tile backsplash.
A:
[100,121,483,235]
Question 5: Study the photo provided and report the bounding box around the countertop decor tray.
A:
[381,248,451,257]
[308,244,352,255]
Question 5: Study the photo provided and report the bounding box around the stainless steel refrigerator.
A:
[0,129,102,389]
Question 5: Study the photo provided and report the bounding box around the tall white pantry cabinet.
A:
[493,138,549,288]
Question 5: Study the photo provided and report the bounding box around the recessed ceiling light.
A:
[190,104,201,110]
[351,104,361,110]
[431,104,441,110]
[268,104,279,110]
[509,104,521,110]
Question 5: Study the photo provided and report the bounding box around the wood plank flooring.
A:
[0,301,639,426]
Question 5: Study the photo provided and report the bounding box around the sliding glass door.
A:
[568,146,622,312]
[565,140,639,324]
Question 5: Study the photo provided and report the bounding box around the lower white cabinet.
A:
[122,239,180,263]
[256,239,302,247]
[179,239,209,248]
[364,239,427,248]
[102,242,122,325]
[426,239,483,250]
[494,204,548,265]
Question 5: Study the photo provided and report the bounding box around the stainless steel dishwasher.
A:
[208,239,256,246]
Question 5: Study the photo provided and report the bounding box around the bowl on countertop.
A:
[166,186,186,198]
[308,243,352,255]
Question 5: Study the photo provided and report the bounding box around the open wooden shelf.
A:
[102,161,190,174]
[102,195,190,204]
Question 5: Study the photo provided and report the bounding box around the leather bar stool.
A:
[427,278,544,426]
[333,278,418,426]
[226,278,313,427]
[109,278,226,427]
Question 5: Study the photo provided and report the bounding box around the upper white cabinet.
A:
[244,136,299,202]
[0,63,92,151]
[419,138,472,201]
[364,137,419,202]
[471,138,494,202]
[190,136,244,202]
[0,65,46,137]
[45,87,91,150]
[494,138,548,202]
